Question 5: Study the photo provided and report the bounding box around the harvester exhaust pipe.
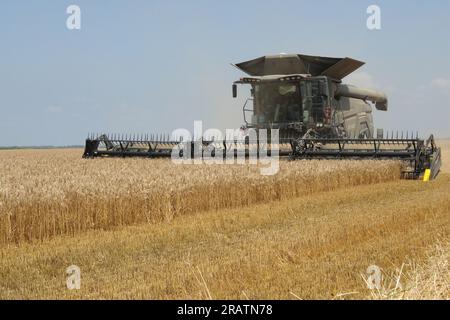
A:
[335,84,388,111]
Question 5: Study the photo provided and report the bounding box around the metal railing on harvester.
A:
[290,134,441,180]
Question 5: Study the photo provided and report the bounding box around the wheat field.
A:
[0,172,448,299]
[0,145,448,299]
[0,149,400,245]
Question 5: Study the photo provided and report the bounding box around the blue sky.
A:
[1,1,449,146]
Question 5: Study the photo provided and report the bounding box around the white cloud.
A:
[45,105,63,113]
[431,78,450,93]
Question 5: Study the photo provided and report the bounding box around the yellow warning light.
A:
[423,169,431,181]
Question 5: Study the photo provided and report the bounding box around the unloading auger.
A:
[83,53,442,180]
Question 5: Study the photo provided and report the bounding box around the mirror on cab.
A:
[232,84,237,98]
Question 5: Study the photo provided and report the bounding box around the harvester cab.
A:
[232,53,387,140]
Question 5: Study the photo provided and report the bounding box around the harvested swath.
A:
[368,240,450,300]
[0,149,401,245]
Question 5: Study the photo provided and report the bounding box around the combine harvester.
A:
[83,53,441,180]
